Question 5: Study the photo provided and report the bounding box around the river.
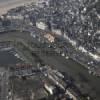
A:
[0,49,21,64]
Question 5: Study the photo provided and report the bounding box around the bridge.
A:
[9,64,42,77]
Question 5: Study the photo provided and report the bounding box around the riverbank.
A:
[0,0,37,16]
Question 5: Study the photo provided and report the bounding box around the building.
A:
[52,28,62,36]
[36,20,48,30]
[44,33,55,43]
[65,88,79,100]
[48,72,67,91]
[44,83,56,95]
[9,64,38,77]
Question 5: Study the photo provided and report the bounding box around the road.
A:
[0,30,100,100]
[0,71,8,100]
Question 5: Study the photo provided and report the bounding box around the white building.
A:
[44,83,56,95]
[36,21,48,30]
[52,29,62,36]
[36,0,50,6]
[6,15,24,20]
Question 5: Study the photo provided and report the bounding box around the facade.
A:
[44,33,55,43]
[36,21,48,30]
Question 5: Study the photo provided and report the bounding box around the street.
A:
[0,71,8,100]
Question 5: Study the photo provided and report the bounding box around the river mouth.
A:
[0,47,22,65]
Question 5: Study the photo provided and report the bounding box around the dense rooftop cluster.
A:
[2,0,99,54]
[41,0,100,53]
[0,0,100,53]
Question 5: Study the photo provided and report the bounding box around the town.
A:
[0,0,100,100]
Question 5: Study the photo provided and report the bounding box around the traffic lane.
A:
[0,31,33,42]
